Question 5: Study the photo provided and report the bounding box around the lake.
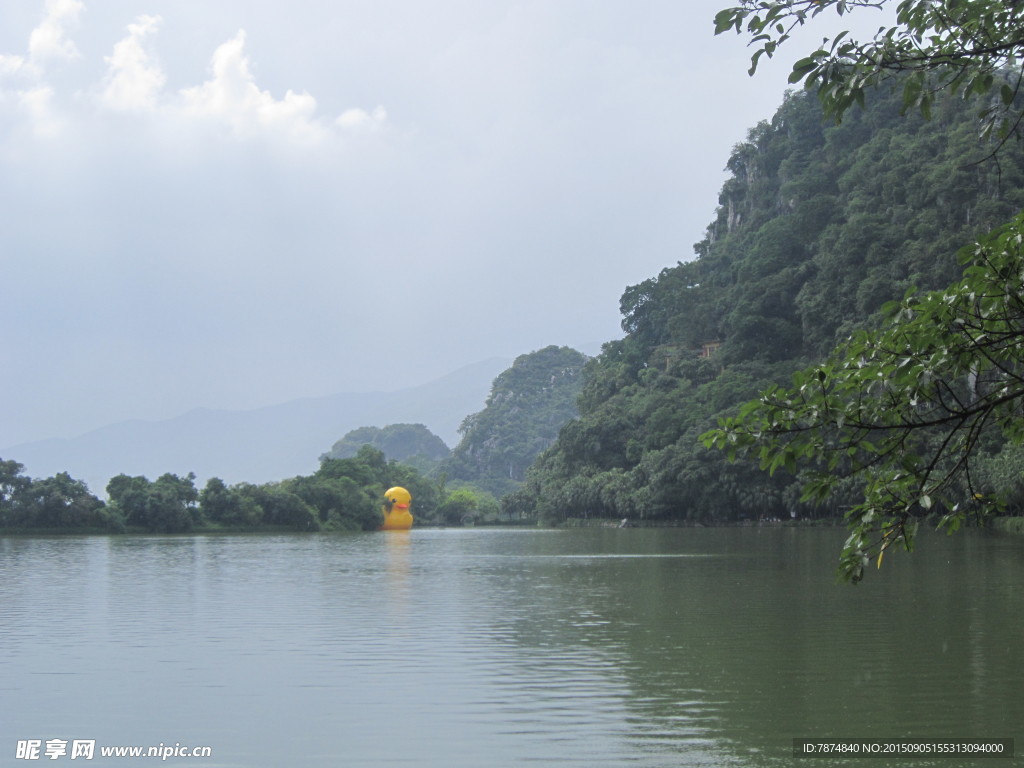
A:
[2,526,1021,767]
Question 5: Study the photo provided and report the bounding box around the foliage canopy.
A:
[321,423,451,476]
[716,0,1024,144]
[705,213,1024,580]
[0,459,118,533]
[703,0,1024,579]
[445,346,588,496]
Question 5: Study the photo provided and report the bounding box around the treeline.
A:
[0,446,504,534]
[0,458,118,532]
[505,78,1024,525]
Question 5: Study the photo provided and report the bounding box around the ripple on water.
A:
[1,528,1022,768]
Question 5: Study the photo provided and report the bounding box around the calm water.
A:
[1,527,1022,767]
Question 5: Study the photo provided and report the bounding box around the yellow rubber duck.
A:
[381,486,414,530]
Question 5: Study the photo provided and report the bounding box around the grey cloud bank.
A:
[1,0,878,450]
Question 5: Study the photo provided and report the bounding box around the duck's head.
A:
[384,486,412,510]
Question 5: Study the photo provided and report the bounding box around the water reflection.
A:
[1,529,1021,767]
[383,529,411,606]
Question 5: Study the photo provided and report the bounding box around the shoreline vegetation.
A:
[4,515,1020,537]
[0,447,505,537]
[3,445,1021,539]
[990,517,1024,536]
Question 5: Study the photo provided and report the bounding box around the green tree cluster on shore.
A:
[505,72,1024,537]
[0,442,511,533]
[105,446,438,533]
[0,459,120,533]
[0,446,446,534]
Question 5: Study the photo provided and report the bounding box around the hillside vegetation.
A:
[444,345,588,496]
[322,424,451,476]
[506,81,1024,524]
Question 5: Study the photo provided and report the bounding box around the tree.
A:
[107,473,198,533]
[715,0,1024,145]
[706,215,1024,580]
[21,472,113,530]
[287,473,379,531]
[243,483,320,531]
[0,459,32,527]
[318,445,389,488]
[436,488,481,526]
[0,461,114,531]
[707,0,1024,580]
[431,487,502,526]
[199,477,262,529]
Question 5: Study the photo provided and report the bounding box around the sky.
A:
[0,0,888,447]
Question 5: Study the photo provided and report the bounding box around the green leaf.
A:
[713,8,740,35]
[789,56,819,84]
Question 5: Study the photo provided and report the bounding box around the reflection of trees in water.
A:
[464,531,744,764]
[469,528,1024,768]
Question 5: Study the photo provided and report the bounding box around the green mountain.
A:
[507,82,1024,524]
[444,345,589,496]
[320,423,451,475]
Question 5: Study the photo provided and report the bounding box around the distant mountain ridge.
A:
[1,357,512,495]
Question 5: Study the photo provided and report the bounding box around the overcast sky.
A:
[0,0,886,446]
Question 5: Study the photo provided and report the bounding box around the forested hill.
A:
[321,424,451,474]
[506,81,1024,524]
[444,345,589,496]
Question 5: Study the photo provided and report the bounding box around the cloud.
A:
[336,106,387,132]
[28,0,83,63]
[0,0,83,137]
[99,15,165,111]
[2,4,389,148]
[96,20,389,146]
[179,30,329,143]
